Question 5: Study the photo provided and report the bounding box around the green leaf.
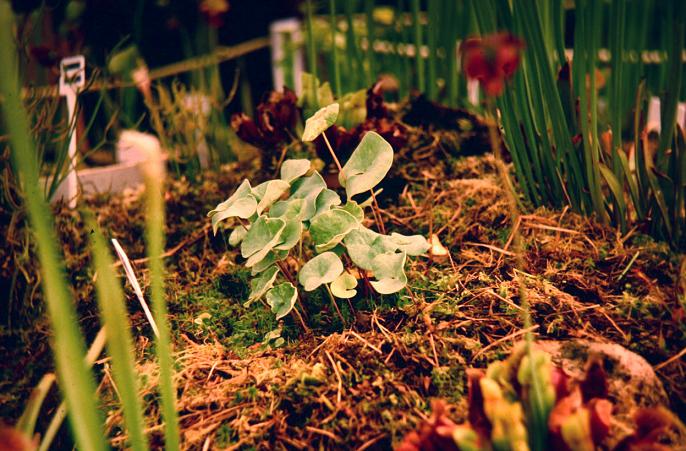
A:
[208,180,258,234]
[388,233,430,256]
[370,251,407,294]
[338,201,364,222]
[299,252,344,291]
[302,103,340,141]
[290,172,327,220]
[343,227,396,271]
[266,282,298,320]
[250,250,288,275]
[246,266,280,306]
[228,225,249,246]
[280,159,312,183]
[314,188,342,217]
[330,272,357,299]
[339,131,393,198]
[274,217,302,251]
[270,198,306,220]
[241,216,286,267]
[252,179,291,215]
[310,209,359,252]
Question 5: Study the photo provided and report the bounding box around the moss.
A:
[171,273,296,356]
[431,365,465,404]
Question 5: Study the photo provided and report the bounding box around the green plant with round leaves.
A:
[209,112,430,329]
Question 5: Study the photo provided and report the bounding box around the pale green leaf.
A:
[252,180,290,215]
[290,172,327,220]
[302,103,339,142]
[369,251,407,294]
[330,272,357,299]
[314,189,342,217]
[299,252,344,291]
[246,266,280,306]
[274,217,302,251]
[388,233,430,256]
[208,179,258,234]
[241,216,286,268]
[339,131,393,197]
[338,201,364,222]
[343,227,396,271]
[270,198,306,220]
[310,209,359,252]
[228,225,249,246]
[266,282,298,320]
[280,159,312,183]
[250,250,288,275]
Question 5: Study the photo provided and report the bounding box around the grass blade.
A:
[0,4,107,450]
[88,218,149,450]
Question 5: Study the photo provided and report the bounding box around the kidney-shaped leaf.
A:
[252,180,290,215]
[290,172,327,220]
[266,282,298,320]
[331,272,357,299]
[208,179,257,234]
[246,266,280,306]
[274,217,302,251]
[250,249,288,275]
[229,225,249,246]
[280,159,312,183]
[302,103,339,142]
[388,233,430,256]
[369,251,408,294]
[310,209,359,252]
[241,216,286,269]
[299,252,344,291]
[339,131,393,198]
[314,189,342,217]
[338,201,364,222]
[343,226,396,271]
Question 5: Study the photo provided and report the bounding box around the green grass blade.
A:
[142,149,180,450]
[88,217,149,451]
[0,3,107,450]
[17,374,56,437]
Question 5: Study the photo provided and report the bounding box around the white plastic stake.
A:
[111,238,160,338]
[270,18,304,95]
[59,55,85,208]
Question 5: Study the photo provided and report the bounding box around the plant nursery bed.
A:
[1,151,685,449]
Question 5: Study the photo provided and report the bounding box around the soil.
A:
[1,149,685,449]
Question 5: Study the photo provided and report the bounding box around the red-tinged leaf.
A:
[580,357,608,402]
[588,398,613,445]
[396,400,461,451]
[466,369,491,438]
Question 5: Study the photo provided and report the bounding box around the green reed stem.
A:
[0,3,106,450]
[88,216,149,451]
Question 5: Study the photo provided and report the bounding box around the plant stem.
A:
[276,261,311,332]
[325,284,347,325]
[370,189,386,234]
[321,131,343,172]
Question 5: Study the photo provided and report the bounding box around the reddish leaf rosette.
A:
[396,400,461,451]
[460,32,525,97]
